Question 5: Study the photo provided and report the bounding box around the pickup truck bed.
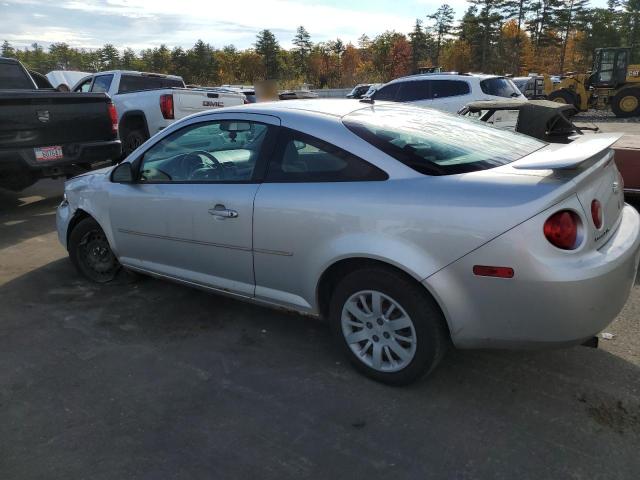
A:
[72,71,245,157]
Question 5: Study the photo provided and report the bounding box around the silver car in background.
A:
[57,100,640,385]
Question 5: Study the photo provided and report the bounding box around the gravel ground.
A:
[575,110,640,122]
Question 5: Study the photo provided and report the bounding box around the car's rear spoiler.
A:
[512,133,622,170]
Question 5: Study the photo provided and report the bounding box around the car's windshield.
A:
[342,105,545,175]
[139,121,269,182]
[512,78,529,93]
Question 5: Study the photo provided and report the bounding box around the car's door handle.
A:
[208,204,238,218]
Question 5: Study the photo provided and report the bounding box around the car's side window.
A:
[431,80,470,99]
[138,120,270,183]
[90,74,114,93]
[397,80,431,101]
[75,78,92,92]
[265,129,388,183]
[373,83,400,101]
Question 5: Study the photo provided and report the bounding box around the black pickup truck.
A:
[0,57,121,191]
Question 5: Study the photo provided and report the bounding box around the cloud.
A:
[4,0,423,50]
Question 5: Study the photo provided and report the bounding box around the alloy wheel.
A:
[341,290,417,372]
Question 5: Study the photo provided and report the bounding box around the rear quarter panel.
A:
[252,170,571,313]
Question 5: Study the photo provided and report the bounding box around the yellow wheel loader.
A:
[544,47,640,118]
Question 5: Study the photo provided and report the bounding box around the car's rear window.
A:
[0,62,34,89]
[342,105,545,175]
[118,75,185,93]
[480,77,520,98]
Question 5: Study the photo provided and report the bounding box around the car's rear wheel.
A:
[68,217,120,283]
[329,267,449,385]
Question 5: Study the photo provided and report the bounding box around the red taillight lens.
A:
[108,103,118,135]
[160,94,174,119]
[591,199,602,229]
[543,210,579,250]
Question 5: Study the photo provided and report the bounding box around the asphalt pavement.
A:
[1,179,639,480]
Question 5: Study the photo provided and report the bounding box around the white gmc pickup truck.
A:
[73,71,245,156]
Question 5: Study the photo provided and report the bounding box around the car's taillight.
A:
[108,103,118,135]
[543,210,580,250]
[591,199,603,229]
[160,94,174,119]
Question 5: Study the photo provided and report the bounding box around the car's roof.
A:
[88,70,183,80]
[218,99,372,118]
[388,73,501,84]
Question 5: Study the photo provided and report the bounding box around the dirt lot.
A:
[1,178,640,479]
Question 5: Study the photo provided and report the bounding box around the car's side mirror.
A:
[111,162,134,183]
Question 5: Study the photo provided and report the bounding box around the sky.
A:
[2,0,609,52]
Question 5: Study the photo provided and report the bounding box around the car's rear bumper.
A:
[425,204,640,349]
[0,140,121,171]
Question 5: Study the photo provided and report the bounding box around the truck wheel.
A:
[611,89,640,118]
[68,217,120,283]
[122,129,147,158]
[329,266,449,385]
[0,165,37,192]
[548,90,578,108]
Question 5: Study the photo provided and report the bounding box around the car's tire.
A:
[329,267,449,385]
[68,217,121,283]
[548,89,578,107]
[122,128,147,158]
[611,88,640,118]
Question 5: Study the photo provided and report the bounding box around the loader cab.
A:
[591,47,631,88]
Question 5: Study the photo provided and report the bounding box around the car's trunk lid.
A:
[511,133,624,248]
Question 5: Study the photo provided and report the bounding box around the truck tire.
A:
[122,128,148,158]
[548,89,578,108]
[0,165,37,192]
[611,88,640,118]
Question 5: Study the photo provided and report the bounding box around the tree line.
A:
[2,0,639,88]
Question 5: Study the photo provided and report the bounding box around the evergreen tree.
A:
[624,0,640,61]
[1,40,15,58]
[292,26,312,77]
[99,44,120,70]
[528,0,564,55]
[467,0,505,72]
[502,0,531,72]
[186,40,218,85]
[557,0,590,73]
[428,4,455,65]
[255,29,280,79]
[409,19,430,71]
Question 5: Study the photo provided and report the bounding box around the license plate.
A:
[34,146,63,162]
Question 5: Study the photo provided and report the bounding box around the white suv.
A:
[370,74,526,113]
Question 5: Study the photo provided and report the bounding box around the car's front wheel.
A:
[68,217,120,283]
[329,267,449,385]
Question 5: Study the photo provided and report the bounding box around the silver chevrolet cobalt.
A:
[57,100,640,384]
